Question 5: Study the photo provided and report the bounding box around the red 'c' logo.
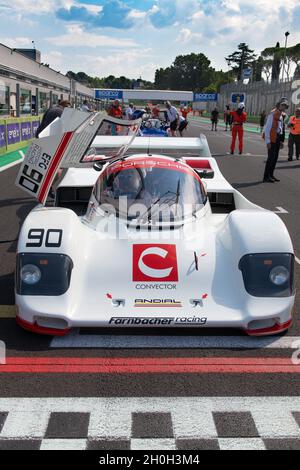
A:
[133,244,178,282]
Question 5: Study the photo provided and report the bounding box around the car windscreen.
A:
[93,164,207,222]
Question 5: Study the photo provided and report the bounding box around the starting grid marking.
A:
[0,397,300,450]
[50,330,300,349]
[0,306,15,318]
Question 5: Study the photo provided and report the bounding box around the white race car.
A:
[15,111,295,336]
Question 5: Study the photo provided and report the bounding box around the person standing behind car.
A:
[287,107,300,161]
[211,107,219,131]
[35,100,71,138]
[165,101,179,137]
[259,110,266,133]
[80,100,91,112]
[224,105,232,131]
[125,103,134,120]
[263,97,289,183]
[230,103,247,155]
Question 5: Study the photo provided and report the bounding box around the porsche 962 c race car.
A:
[15,109,295,336]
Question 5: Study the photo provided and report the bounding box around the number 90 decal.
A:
[26,229,63,248]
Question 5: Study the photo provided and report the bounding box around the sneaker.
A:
[272,176,280,182]
[230,151,234,155]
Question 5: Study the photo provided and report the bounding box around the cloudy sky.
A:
[0,0,300,81]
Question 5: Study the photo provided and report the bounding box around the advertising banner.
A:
[0,124,5,148]
[193,93,218,102]
[21,121,32,141]
[32,121,40,137]
[95,89,123,100]
[231,93,246,104]
[7,122,20,145]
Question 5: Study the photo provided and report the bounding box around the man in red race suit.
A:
[230,103,247,155]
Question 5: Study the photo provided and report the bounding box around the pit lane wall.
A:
[0,115,41,156]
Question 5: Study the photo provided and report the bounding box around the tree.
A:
[252,56,264,82]
[154,53,214,91]
[225,43,256,81]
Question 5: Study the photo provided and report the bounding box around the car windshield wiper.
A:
[139,179,181,222]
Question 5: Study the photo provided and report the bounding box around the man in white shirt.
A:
[165,101,179,136]
[80,100,91,112]
[125,103,134,120]
[263,97,289,183]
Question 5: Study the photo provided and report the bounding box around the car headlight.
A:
[269,266,290,286]
[16,253,73,296]
[239,253,294,297]
[20,264,41,285]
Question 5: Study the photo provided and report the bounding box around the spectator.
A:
[35,100,71,138]
[80,100,91,112]
[178,116,188,137]
[152,104,160,119]
[107,99,123,119]
[287,107,300,161]
[230,103,247,155]
[263,97,289,183]
[165,101,179,137]
[211,107,219,131]
[125,103,134,120]
[224,105,232,131]
[259,110,266,133]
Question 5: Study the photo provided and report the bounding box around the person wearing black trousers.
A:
[263,98,289,183]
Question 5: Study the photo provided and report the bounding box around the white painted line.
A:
[218,438,266,450]
[0,411,50,438]
[50,331,300,349]
[131,439,176,450]
[295,257,300,265]
[40,439,87,450]
[251,410,300,438]
[0,397,300,440]
[274,207,289,214]
[0,156,24,173]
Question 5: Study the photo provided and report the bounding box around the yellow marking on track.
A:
[0,305,16,318]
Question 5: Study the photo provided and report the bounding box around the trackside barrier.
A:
[0,116,42,156]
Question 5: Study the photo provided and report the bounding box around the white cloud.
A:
[46,24,138,48]
[78,2,102,14]
[0,0,71,14]
[177,28,202,45]
[65,49,155,80]
[0,36,32,48]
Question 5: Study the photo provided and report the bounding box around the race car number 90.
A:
[19,164,43,194]
[26,229,63,248]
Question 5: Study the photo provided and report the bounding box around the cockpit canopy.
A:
[92,156,207,222]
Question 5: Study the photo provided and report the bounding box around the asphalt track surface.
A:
[0,117,300,450]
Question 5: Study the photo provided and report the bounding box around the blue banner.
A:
[0,124,5,148]
[7,122,20,145]
[231,93,246,104]
[193,93,218,102]
[95,89,123,100]
[21,122,32,141]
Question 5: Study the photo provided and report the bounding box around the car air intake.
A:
[56,186,92,215]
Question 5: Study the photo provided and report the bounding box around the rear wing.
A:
[91,134,211,158]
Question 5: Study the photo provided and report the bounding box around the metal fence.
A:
[218,80,297,115]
